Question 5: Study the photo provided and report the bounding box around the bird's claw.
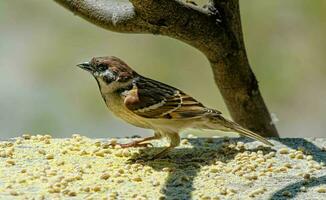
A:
[110,141,153,148]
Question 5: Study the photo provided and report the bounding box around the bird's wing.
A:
[123,76,221,119]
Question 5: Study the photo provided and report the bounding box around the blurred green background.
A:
[0,0,325,139]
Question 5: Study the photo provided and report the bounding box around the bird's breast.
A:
[101,92,150,129]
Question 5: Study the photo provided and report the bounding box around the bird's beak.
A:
[77,62,94,72]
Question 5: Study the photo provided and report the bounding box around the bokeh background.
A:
[0,0,325,139]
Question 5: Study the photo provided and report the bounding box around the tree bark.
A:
[54,0,278,137]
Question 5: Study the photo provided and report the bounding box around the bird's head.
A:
[77,56,137,92]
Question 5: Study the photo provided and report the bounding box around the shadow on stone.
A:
[271,138,326,199]
[127,138,274,200]
[270,175,326,200]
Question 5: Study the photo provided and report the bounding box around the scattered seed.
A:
[249,187,266,197]
[181,139,189,145]
[95,151,105,157]
[38,149,46,155]
[278,148,289,154]
[93,185,101,192]
[306,155,313,161]
[316,187,326,193]
[10,191,19,196]
[210,168,219,173]
[68,191,77,196]
[100,173,110,180]
[295,153,304,159]
[133,177,142,182]
[109,139,117,146]
[22,134,31,140]
[284,163,292,169]
[6,159,15,165]
[289,153,295,159]
[94,141,101,147]
[46,154,54,160]
[303,173,311,180]
[300,186,307,192]
[43,139,51,144]
[282,191,292,197]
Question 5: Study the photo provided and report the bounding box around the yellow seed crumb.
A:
[316,187,326,193]
[282,191,291,197]
[100,173,110,180]
[289,153,295,159]
[95,151,105,157]
[83,187,90,192]
[295,153,304,159]
[44,139,51,144]
[303,173,310,179]
[38,149,46,155]
[22,134,31,140]
[46,154,54,160]
[278,167,288,172]
[121,149,130,157]
[133,177,142,182]
[181,139,189,145]
[162,167,173,172]
[49,187,61,193]
[300,186,307,192]
[6,159,15,165]
[93,185,101,192]
[306,155,313,160]
[15,138,23,144]
[284,163,292,168]
[68,191,77,196]
[248,187,266,197]
[237,141,245,147]
[114,150,123,157]
[314,164,322,170]
[56,160,65,166]
[109,138,117,146]
[256,158,266,163]
[44,134,52,139]
[152,181,160,186]
[210,168,219,173]
[94,141,102,148]
[278,148,289,154]
[244,174,258,180]
[10,191,19,196]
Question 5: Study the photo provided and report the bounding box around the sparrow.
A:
[77,56,273,158]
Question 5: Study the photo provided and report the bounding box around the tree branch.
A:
[54,0,279,137]
[54,0,148,32]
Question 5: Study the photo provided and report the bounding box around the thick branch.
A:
[54,0,278,137]
[203,0,278,136]
[54,0,149,32]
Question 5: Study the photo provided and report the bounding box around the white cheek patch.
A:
[101,70,112,77]
[94,69,113,77]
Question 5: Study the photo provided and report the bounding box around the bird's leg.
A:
[151,146,174,159]
[111,133,160,148]
[152,132,180,159]
[118,136,155,148]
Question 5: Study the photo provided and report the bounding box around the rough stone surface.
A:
[0,135,325,199]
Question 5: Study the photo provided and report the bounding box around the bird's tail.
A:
[206,115,273,146]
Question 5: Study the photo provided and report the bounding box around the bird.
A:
[77,56,273,159]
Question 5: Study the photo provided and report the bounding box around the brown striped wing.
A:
[124,76,221,119]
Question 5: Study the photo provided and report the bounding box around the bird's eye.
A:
[97,64,107,72]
